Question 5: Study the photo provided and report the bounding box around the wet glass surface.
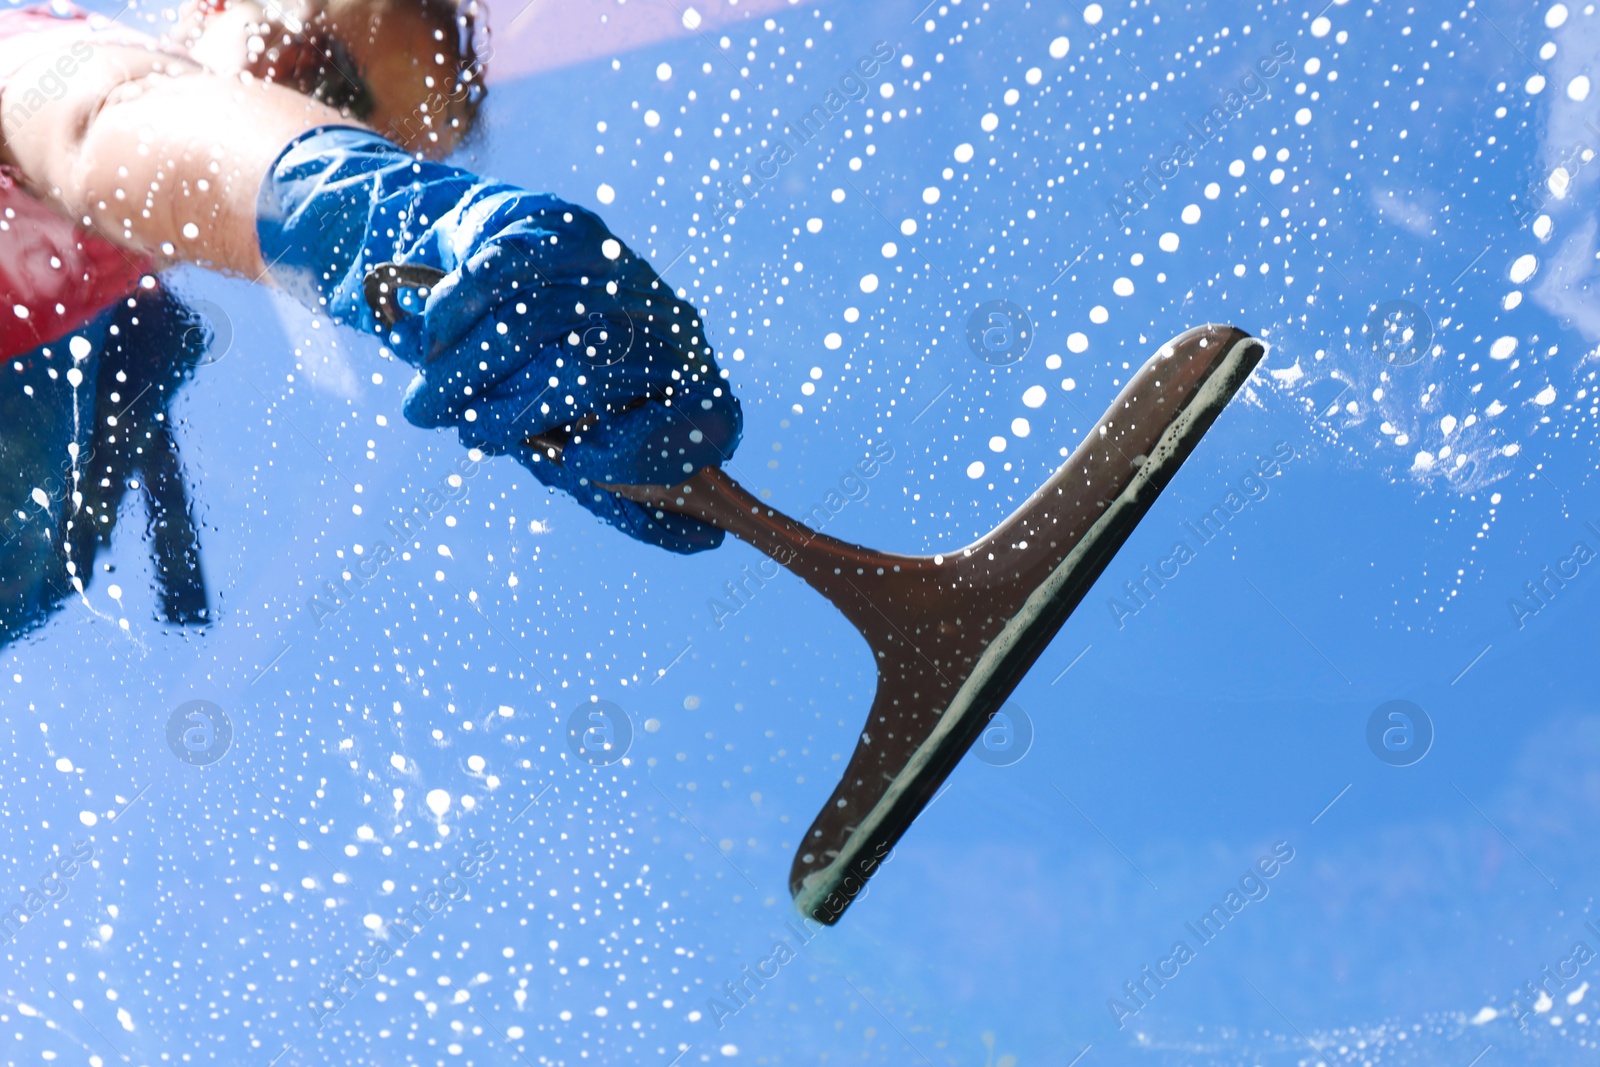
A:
[5,0,1600,1063]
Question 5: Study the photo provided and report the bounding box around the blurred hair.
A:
[298,0,489,146]
[407,0,488,145]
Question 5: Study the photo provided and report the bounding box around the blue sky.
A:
[6,0,1600,1063]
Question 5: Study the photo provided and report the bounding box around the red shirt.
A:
[0,3,159,360]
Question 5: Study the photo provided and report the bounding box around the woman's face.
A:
[178,0,470,157]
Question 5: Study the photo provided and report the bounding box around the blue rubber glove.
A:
[256,126,741,553]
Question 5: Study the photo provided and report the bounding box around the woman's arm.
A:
[0,39,355,278]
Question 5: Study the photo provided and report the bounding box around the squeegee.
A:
[609,324,1264,922]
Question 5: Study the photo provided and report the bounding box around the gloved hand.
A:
[256,126,741,552]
